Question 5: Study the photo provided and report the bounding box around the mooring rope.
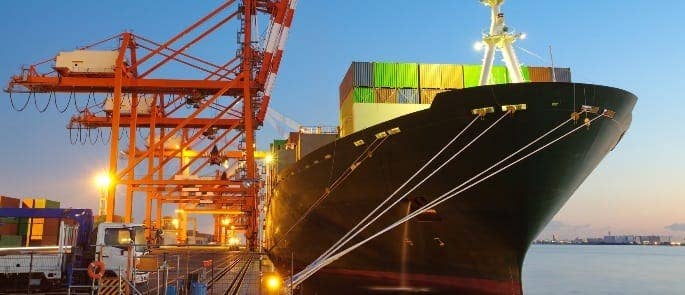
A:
[293,110,605,286]
[271,135,390,250]
[314,114,485,264]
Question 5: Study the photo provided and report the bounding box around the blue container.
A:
[190,282,207,295]
[166,285,177,295]
[397,88,419,104]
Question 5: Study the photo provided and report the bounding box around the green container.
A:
[463,65,510,87]
[373,62,397,88]
[490,66,509,84]
[463,65,482,88]
[272,139,287,150]
[520,66,530,82]
[353,87,375,103]
[396,63,418,88]
[46,200,60,209]
[0,235,22,247]
[18,217,29,235]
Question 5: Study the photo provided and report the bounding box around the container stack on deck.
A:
[339,61,571,136]
[0,197,61,247]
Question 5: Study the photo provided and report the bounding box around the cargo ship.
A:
[264,2,637,294]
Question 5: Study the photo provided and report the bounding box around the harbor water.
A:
[523,245,685,294]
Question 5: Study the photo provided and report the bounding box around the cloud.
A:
[665,223,685,231]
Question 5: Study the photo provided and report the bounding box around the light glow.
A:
[94,172,112,189]
[264,153,274,164]
[473,41,485,51]
[265,275,282,290]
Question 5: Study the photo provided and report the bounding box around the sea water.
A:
[523,245,685,294]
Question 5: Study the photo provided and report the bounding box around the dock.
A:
[139,247,280,295]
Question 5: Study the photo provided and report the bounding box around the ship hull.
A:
[266,83,636,294]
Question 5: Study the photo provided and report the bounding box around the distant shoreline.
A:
[533,241,684,246]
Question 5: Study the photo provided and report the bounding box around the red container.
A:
[0,196,20,208]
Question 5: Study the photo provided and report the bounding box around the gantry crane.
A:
[5,0,297,249]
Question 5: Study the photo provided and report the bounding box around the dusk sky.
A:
[0,1,683,238]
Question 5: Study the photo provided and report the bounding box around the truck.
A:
[0,208,149,290]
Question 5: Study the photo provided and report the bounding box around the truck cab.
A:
[94,222,149,283]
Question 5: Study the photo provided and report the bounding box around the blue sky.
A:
[0,1,683,237]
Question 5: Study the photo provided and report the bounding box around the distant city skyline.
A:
[0,1,683,235]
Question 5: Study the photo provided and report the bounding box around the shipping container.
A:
[462,65,482,88]
[375,88,397,104]
[421,89,448,104]
[0,217,18,235]
[463,65,509,87]
[490,66,509,84]
[340,102,429,137]
[397,88,420,104]
[340,92,355,136]
[339,62,374,101]
[353,87,375,103]
[373,62,397,88]
[553,68,572,82]
[0,196,20,208]
[440,64,464,89]
[419,64,441,89]
[271,139,287,151]
[396,63,418,88]
[339,67,354,102]
[0,235,21,247]
[351,62,374,86]
[528,66,553,82]
[520,66,531,82]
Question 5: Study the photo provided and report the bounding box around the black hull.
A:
[266,83,636,294]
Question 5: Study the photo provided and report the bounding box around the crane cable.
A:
[9,91,31,112]
[34,91,51,113]
[271,133,390,250]
[314,114,483,264]
[54,91,71,113]
[293,111,604,286]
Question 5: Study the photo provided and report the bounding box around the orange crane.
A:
[5,0,297,249]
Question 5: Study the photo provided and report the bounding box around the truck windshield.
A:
[133,226,146,252]
[104,228,132,248]
[104,227,147,252]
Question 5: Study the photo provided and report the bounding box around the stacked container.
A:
[0,196,21,247]
[339,62,571,136]
[21,198,61,246]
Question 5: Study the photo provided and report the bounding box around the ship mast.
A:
[478,0,525,85]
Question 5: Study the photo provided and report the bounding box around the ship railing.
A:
[298,125,339,134]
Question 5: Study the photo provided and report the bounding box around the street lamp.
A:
[94,172,112,217]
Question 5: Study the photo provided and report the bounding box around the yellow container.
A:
[419,64,442,89]
[440,64,464,89]
[421,89,448,104]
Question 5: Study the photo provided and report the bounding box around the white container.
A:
[103,94,153,115]
[55,50,119,75]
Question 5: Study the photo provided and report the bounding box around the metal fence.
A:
[0,246,276,294]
